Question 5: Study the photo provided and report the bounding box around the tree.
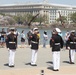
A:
[0,13,5,16]
[70,12,76,23]
[56,16,67,23]
[7,17,16,25]
[13,14,23,24]
[13,13,47,26]
[32,15,47,25]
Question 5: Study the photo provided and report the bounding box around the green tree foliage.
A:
[0,12,47,26]
[0,13,5,16]
[13,13,34,25]
[33,15,47,25]
[56,16,67,23]
[7,17,16,25]
[13,14,23,24]
[22,14,47,25]
[70,12,76,23]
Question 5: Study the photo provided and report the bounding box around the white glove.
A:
[61,49,63,51]
[67,47,70,50]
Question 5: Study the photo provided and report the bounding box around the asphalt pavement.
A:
[0,45,76,75]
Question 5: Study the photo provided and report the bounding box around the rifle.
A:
[28,13,39,27]
[58,11,65,28]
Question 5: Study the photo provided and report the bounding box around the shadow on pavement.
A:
[4,63,9,66]
[25,62,31,65]
[47,66,53,71]
[63,61,70,64]
[46,61,53,64]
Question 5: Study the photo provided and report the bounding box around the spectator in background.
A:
[14,29,20,48]
[37,31,40,39]
[20,30,25,48]
[65,31,70,49]
[0,32,1,46]
[37,31,40,45]
[1,28,6,47]
[43,31,48,48]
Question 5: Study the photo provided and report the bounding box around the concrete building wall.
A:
[0,3,76,24]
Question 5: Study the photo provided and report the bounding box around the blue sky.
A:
[0,0,76,6]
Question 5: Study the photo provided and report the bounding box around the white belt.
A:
[70,42,76,44]
[31,41,38,44]
[9,42,15,44]
[55,43,60,45]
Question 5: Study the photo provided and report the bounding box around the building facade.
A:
[0,3,76,24]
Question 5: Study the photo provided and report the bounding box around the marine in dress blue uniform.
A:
[30,28,39,66]
[50,28,64,71]
[7,28,17,67]
[67,30,76,64]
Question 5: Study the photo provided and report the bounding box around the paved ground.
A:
[0,45,76,75]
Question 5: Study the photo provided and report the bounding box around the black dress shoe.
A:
[72,62,75,64]
[53,69,59,71]
[70,62,75,64]
[9,65,15,67]
[31,64,37,66]
[57,69,59,71]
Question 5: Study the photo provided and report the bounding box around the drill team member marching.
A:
[6,28,17,67]
[67,30,76,64]
[50,28,64,71]
[30,27,39,66]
